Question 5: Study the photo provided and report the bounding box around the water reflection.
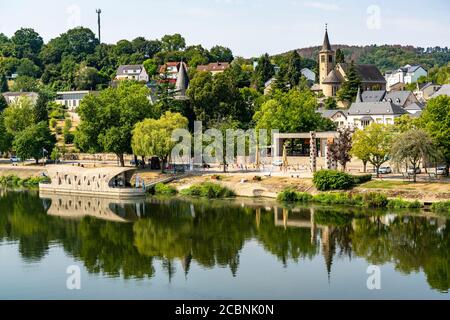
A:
[0,191,448,293]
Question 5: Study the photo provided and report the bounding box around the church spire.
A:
[356,86,362,102]
[321,24,332,52]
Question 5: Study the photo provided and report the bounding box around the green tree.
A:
[285,50,303,88]
[252,54,275,91]
[420,95,450,175]
[3,96,35,134]
[390,129,434,182]
[0,94,7,112]
[34,93,49,124]
[161,34,186,52]
[209,45,234,63]
[11,28,43,61]
[324,97,337,110]
[16,58,40,77]
[75,66,105,90]
[253,89,335,133]
[0,74,8,92]
[351,123,393,177]
[337,62,361,103]
[132,112,189,172]
[336,49,345,63]
[11,75,39,92]
[75,81,154,166]
[143,58,158,76]
[12,121,56,164]
[0,114,13,154]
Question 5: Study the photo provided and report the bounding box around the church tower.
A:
[319,25,335,87]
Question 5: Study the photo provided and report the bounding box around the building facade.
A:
[115,64,149,82]
[55,91,95,111]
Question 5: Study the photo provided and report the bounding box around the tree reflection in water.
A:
[0,191,448,292]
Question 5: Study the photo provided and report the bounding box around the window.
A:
[321,55,325,63]
[329,55,333,63]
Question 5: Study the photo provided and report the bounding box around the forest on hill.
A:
[294,44,450,73]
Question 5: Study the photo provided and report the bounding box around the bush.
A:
[362,192,388,208]
[431,201,450,215]
[55,126,63,134]
[154,183,178,195]
[49,118,57,128]
[253,176,262,181]
[0,175,49,188]
[181,182,235,198]
[277,189,313,202]
[64,132,75,144]
[313,170,355,191]
[353,174,372,185]
[387,198,423,209]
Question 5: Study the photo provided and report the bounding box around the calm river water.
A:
[0,190,448,299]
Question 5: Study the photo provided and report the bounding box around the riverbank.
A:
[169,173,450,203]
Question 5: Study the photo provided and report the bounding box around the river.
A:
[0,190,448,299]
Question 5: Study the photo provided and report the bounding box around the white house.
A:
[55,91,97,111]
[301,68,316,83]
[385,65,427,91]
[2,92,39,105]
[317,108,348,128]
[361,90,419,109]
[115,65,149,82]
[347,101,407,129]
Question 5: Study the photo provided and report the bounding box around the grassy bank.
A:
[277,189,423,209]
[431,201,450,216]
[0,175,50,188]
[180,182,235,199]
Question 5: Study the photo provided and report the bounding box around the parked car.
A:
[407,167,422,174]
[272,159,284,166]
[378,167,392,174]
[10,156,21,163]
[436,166,447,175]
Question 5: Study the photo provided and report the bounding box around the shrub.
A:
[313,192,354,205]
[353,174,372,185]
[253,176,262,181]
[49,118,57,128]
[181,182,235,198]
[387,198,423,209]
[154,183,178,195]
[55,126,63,134]
[0,175,49,188]
[313,170,355,191]
[64,132,75,144]
[431,201,450,215]
[277,189,313,202]
[362,192,388,208]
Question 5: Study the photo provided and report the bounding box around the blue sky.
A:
[1,0,449,57]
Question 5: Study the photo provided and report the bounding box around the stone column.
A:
[310,131,317,173]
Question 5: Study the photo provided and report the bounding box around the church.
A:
[317,27,386,97]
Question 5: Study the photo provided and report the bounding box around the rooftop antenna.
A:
[96,9,102,43]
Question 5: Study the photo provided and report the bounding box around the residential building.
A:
[360,90,419,109]
[347,89,407,129]
[55,91,96,111]
[159,62,188,84]
[301,68,316,83]
[430,84,450,98]
[317,108,348,128]
[2,92,38,105]
[385,65,428,91]
[403,102,424,115]
[414,82,441,102]
[264,78,276,95]
[318,27,386,97]
[115,64,149,82]
[197,62,230,75]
